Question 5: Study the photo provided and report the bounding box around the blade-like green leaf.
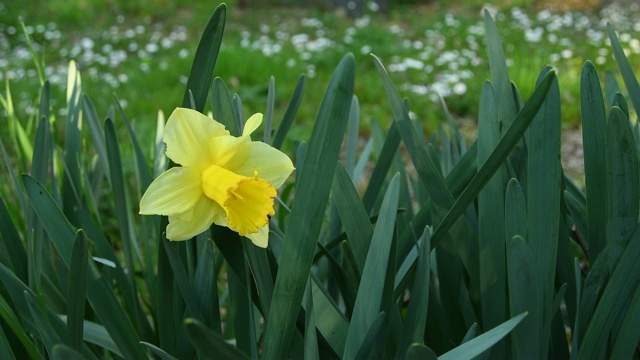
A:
[262,54,355,359]
[21,175,146,359]
[578,225,640,358]
[397,226,431,358]
[505,178,527,241]
[67,230,88,352]
[304,278,319,360]
[608,23,640,116]
[332,163,373,270]
[140,342,179,360]
[272,75,305,149]
[185,318,250,360]
[211,77,239,136]
[82,96,110,182]
[181,4,226,111]
[25,291,63,357]
[430,70,556,247]
[477,80,506,353]
[264,76,275,144]
[610,283,640,359]
[51,344,84,360]
[362,122,400,212]
[346,95,359,176]
[353,312,386,359]
[484,9,517,133]
[193,239,221,330]
[604,70,621,107]
[406,344,437,360]
[580,61,608,262]
[439,312,527,360]
[605,107,639,271]
[527,66,561,353]
[0,198,27,281]
[507,236,539,358]
[0,292,41,359]
[344,173,400,359]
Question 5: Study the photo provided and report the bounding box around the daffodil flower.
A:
[139,107,294,247]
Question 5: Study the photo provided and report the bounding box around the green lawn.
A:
[1,0,639,152]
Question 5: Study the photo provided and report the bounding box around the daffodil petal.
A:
[232,142,295,188]
[164,108,229,169]
[245,224,269,248]
[165,196,218,240]
[242,113,263,137]
[139,166,203,216]
[209,134,251,169]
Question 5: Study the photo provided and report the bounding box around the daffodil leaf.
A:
[182,4,225,111]
[273,75,305,150]
[262,54,355,359]
[580,61,606,258]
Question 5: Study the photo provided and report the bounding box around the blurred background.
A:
[1,0,639,157]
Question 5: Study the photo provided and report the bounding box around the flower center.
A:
[201,164,276,236]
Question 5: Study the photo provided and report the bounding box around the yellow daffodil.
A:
[139,107,294,247]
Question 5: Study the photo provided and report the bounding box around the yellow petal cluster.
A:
[139,108,295,247]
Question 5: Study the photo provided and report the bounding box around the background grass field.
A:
[1,0,639,152]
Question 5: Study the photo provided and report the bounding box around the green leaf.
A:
[332,163,374,270]
[439,312,527,360]
[353,312,386,359]
[0,321,16,360]
[362,122,400,212]
[610,283,640,359]
[477,80,506,351]
[21,175,146,359]
[430,69,556,248]
[563,191,588,246]
[272,75,305,150]
[507,236,539,358]
[406,343,437,360]
[67,230,88,352]
[182,4,226,111]
[604,70,621,107]
[605,107,639,271]
[262,54,355,359]
[140,342,179,360]
[114,97,153,193]
[51,344,84,360]
[25,291,63,357]
[527,66,561,352]
[346,95,359,176]
[193,239,221,330]
[0,198,27,281]
[264,76,275,144]
[304,278,319,360]
[344,173,400,359]
[578,225,640,357]
[396,227,431,358]
[304,275,349,356]
[62,60,83,220]
[211,77,239,136]
[185,318,250,360]
[0,292,41,359]
[484,9,517,133]
[162,239,204,321]
[580,60,608,262]
[608,23,640,116]
[82,96,110,182]
[505,178,527,241]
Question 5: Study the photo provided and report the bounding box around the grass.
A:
[1,0,640,153]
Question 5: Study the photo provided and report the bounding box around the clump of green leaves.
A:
[1,3,639,359]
